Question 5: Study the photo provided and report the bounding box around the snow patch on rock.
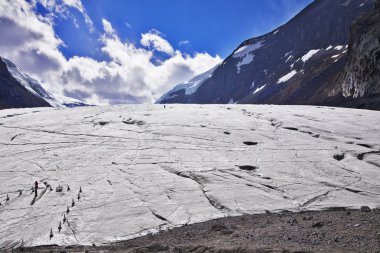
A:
[285,55,293,63]
[253,84,267,94]
[250,81,255,90]
[233,41,264,73]
[301,49,320,62]
[277,70,298,84]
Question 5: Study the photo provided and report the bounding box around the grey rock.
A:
[312,221,325,228]
[360,206,371,212]
[339,3,380,99]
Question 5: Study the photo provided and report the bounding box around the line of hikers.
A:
[33,181,71,197]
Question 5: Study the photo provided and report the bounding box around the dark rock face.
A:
[0,58,51,110]
[158,0,376,108]
[338,1,380,99]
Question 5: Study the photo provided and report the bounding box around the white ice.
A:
[0,105,379,248]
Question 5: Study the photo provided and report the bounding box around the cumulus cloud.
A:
[141,30,175,56]
[0,0,66,77]
[0,0,222,105]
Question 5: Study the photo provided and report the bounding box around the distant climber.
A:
[49,228,53,240]
[34,181,38,197]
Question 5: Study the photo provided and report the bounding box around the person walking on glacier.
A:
[34,181,38,197]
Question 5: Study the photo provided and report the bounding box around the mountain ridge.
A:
[157,0,378,109]
[0,57,51,110]
[0,56,87,110]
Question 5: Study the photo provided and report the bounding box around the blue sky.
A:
[54,0,313,59]
[1,0,313,105]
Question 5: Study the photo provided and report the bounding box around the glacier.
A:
[0,105,379,248]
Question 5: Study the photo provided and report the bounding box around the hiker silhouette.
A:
[34,181,38,197]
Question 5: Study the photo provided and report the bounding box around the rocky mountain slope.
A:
[341,0,380,98]
[0,57,86,110]
[328,0,380,109]
[157,0,377,108]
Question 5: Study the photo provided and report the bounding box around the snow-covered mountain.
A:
[0,57,87,110]
[157,0,377,108]
[156,64,219,103]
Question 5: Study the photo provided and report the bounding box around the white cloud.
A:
[0,1,222,105]
[34,0,94,32]
[61,0,84,10]
[125,21,132,28]
[140,30,175,56]
[62,0,94,32]
[102,19,115,35]
[179,40,190,46]
[0,0,66,77]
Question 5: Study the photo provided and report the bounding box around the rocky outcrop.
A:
[339,0,380,98]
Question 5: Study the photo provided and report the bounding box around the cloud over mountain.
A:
[0,0,221,104]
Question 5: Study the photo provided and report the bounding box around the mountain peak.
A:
[157,0,376,109]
